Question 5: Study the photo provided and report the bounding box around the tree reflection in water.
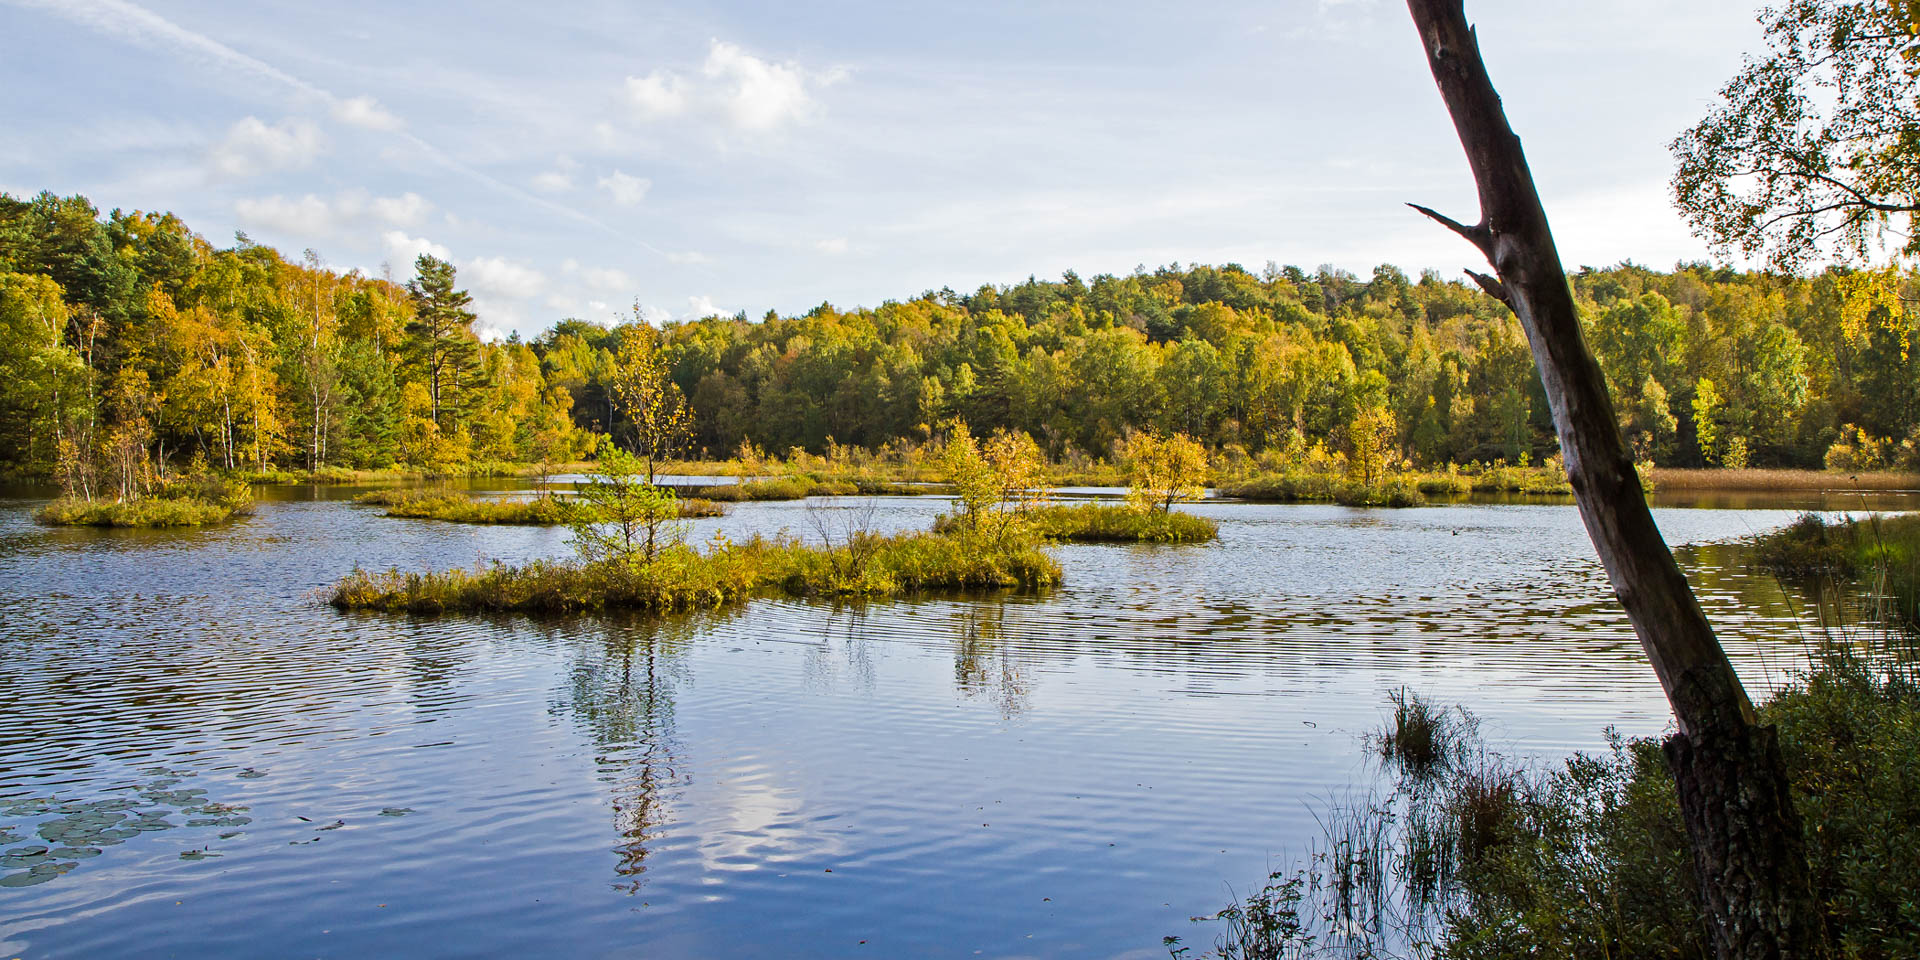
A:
[547,612,707,894]
[952,602,1030,717]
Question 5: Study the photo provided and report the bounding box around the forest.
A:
[4,188,1918,492]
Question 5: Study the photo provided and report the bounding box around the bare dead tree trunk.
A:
[1401,3,1824,958]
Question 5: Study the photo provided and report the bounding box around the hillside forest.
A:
[3,190,1918,490]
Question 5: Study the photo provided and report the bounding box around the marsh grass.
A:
[351,489,726,524]
[1373,688,1479,783]
[329,530,1060,615]
[1651,467,1920,491]
[1756,513,1920,626]
[36,497,236,527]
[1185,641,1920,960]
[1020,503,1218,543]
[36,477,253,527]
[1218,472,1428,507]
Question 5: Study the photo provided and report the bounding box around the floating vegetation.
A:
[0,767,248,889]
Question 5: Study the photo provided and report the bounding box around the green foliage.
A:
[1754,512,1920,625]
[1125,433,1209,513]
[1189,649,1920,960]
[1673,1,1920,267]
[352,488,724,524]
[1016,502,1218,543]
[568,445,685,564]
[939,422,1049,539]
[35,475,251,527]
[35,497,234,527]
[402,254,479,430]
[329,529,1061,614]
[2,189,1915,480]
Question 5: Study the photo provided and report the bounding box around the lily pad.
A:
[0,870,53,887]
[235,769,267,780]
[177,850,222,862]
[48,846,101,859]
[0,854,48,869]
[378,807,415,818]
[4,845,49,858]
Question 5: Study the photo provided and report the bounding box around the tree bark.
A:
[1401,3,1824,958]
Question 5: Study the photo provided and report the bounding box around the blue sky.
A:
[2,0,1766,338]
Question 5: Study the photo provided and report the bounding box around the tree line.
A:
[3,189,1916,490]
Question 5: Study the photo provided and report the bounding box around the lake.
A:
[0,484,1904,958]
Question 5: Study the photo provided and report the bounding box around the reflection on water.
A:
[0,487,1909,957]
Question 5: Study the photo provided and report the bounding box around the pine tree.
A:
[402,254,478,430]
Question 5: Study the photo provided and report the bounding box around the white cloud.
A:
[702,40,841,132]
[234,194,333,237]
[467,297,517,341]
[626,70,689,118]
[209,116,323,177]
[598,169,651,206]
[383,230,450,264]
[636,303,672,325]
[532,154,578,193]
[370,192,431,227]
[667,250,711,265]
[464,255,547,299]
[581,266,630,291]
[235,190,431,239]
[546,293,580,312]
[814,237,849,255]
[686,295,723,319]
[332,95,403,131]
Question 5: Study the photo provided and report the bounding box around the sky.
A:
[1,0,1770,339]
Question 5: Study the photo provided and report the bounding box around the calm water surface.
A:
[0,485,1906,958]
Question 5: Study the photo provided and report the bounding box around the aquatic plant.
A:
[330,530,1060,615]
[35,476,253,527]
[351,488,724,525]
[1012,503,1217,544]
[1755,513,1920,626]
[1184,644,1920,960]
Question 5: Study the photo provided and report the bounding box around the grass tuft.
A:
[330,530,1060,615]
[1022,503,1218,543]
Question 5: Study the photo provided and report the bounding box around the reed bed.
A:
[1650,467,1920,491]
[352,489,725,524]
[36,477,254,527]
[329,531,1060,615]
[1023,503,1218,543]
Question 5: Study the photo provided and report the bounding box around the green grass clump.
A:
[693,477,816,501]
[330,530,1060,615]
[1218,472,1426,507]
[1190,649,1920,960]
[36,477,253,527]
[353,489,727,524]
[1020,503,1218,543]
[1755,513,1920,625]
[36,497,236,527]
